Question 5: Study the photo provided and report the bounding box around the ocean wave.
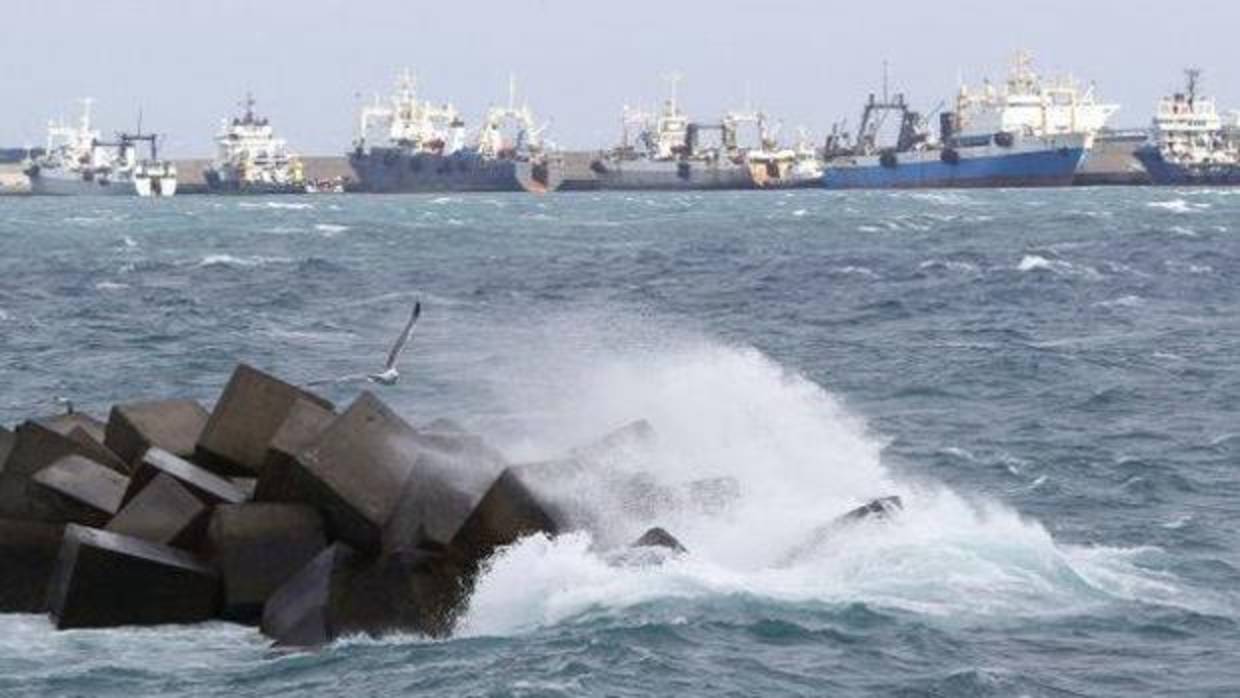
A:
[451,336,1193,638]
[919,259,980,274]
[314,223,350,235]
[238,201,315,210]
[196,254,292,268]
[95,281,130,291]
[1147,199,1210,214]
[1017,254,1101,279]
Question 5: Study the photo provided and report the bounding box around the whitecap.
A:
[95,281,129,291]
[1146,199,1209,214]
[196,254,290,268]
[792,209,808,217]
[314,223,350,234]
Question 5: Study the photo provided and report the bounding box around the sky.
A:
[1,0,1237,156]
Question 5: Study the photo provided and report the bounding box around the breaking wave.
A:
[455,328,1193,637]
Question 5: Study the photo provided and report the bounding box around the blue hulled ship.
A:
[823,53,1114,190]
[1134,70,1240,186]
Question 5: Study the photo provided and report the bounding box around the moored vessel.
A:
[822,55,1105,190]
[24,99,177,197]
[204,95,306,194]
[349,72,562,193]
[1135,69,1240,186]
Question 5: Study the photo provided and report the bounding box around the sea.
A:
[0,188,1237,697]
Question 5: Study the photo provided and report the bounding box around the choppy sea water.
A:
[0,189,1238,697]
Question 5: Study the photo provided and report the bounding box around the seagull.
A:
[53,396,75,415]
[308,301,422,387]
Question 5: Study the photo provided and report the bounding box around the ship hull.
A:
[204,169,305,195]
[28,172,138,196]
[1134,147,1240,186]
[591,158,755,191]
[349,149,563,193]
[824,135,1088,190]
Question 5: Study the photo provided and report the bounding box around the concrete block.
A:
[836,496,903,525]
[2,419,125,480]
[47,525,218,629]
[333,549,462,639]
[259,543,360,646]
[123,447,247,508]
[448,468,560,573]
[632,527,687,553]
[29,455,129,526]
[106,473,209,549]
[282,393,425,553]
[0,519,65,612]
[381,422,509,553]
[195,364,333,476]
[105,399,210,466]
[36,412,107,444]
[205,503,326,622]
[253,398,335,503]
[0,426,13,473]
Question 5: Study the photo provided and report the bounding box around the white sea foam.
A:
[314,223,350,235]
[95,281,129,291]
[1147,199,1209,214]
[196,254,290,268]
[453,327,1195,637]
[791,209,808,217]
[238,201,314,210]
[1017,254,1101,279]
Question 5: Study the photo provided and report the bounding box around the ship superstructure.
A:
[1135,69,1240,185]
[24,99,177,196]
[956,51,1118,149]
[204,94,305,194]
[349,71,562,193]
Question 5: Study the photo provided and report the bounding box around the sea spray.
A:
[456,317,1191,635]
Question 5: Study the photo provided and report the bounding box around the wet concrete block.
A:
[260,543,360,646]
[382,424,509,554]
[196,364,333,476]
[123,447,247,508]
[47,525,218,629]
[836,496,903,525]
[253,398,335,503]
[333,549,462,639]
[283,393,424,554]
[632,526,687,554]
[205,503,326,622]
[448,468,560,573]
[29,455,129,526]
[105,399,210,466]
[106,473,209,549]
[0,519,65,612]
[64,426,130,474]
[0,426,13,473]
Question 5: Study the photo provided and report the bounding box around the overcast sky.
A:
[2,0,1236,156]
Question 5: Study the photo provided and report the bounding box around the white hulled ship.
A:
[955,51,1119,149]
[24,99,176,197]
[591,75,814,190]
[204,95,305,194]
[349,71,563,193]
[1135,69,1240,185]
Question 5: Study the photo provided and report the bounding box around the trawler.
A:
[1135,69,1240,185]
[592,77,821,190]
[822,55,1105,189]
[204,94,306,194]
[24,99,177,196]
[349,72,562,193]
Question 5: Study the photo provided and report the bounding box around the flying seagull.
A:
[308,300,422,387]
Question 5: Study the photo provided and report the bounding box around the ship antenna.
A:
[882,60,890,103]
[508,73,517,111]
[1185,68,1201,105]
[662,71,683,112]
